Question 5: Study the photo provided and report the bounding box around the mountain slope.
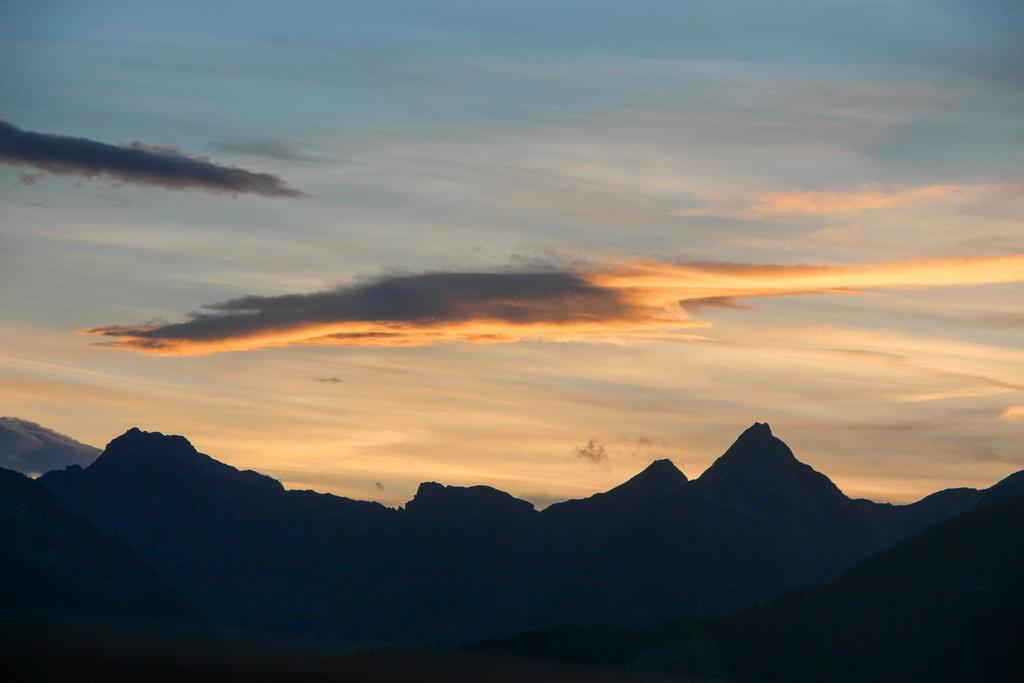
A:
[686,422,980,593]
[41,427,396,638]
[0,466,205,657]
[474,481,1024,682]
[38,423,1003,645]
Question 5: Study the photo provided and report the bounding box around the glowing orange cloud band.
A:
[84,254,1024,355]
[673,182,1010,218]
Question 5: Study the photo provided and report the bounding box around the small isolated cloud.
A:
[317,377,343,383]
[0,119,304,197]
[1001,406,1024,422]
[575,438,607,464]
[374,481,385,490]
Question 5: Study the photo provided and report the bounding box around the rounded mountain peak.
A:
[82,427,282,492]
[406,482,536,520]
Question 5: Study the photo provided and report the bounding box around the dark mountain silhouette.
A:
[0,466,205,660]
[37,422,997,646]
[406,481,537,521]
[979,469,1024,506]
[472,476,1024,682]
[41,427,394,640]
[0,416,99,476]
[546,458,688,518]
[683,422,981,598]
[695,422,846,510]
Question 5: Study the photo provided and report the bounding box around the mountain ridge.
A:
[50,422,990,512]
[37,421,1013,645]
[471,485,1024,682]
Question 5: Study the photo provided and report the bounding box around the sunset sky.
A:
[1,1,1022,507]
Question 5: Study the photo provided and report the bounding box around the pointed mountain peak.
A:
[711,422,794,467]
[603,458,688,500]
[643,458,686,475]
[541,458,688,518]
[735,421,774,444]
[631,458,688,486]
[695,423,844,506]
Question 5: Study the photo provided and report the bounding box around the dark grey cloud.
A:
[87,271,639,351]
[0,120,304,197]
[374,482,385,490]
[0,417,100,477]
[574,438,607,464]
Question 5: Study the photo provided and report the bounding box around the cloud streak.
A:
[673,182,1001,219]
[0,120,304,197]
[83,254,1024,355]
[1001,406,1024,422]
[208,139,331,163]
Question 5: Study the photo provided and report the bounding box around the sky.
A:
[1,0,1022,507]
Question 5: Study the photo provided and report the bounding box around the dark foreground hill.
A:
[35,422,1003,646]
[472,481,1024,682]
[0,467,206,661]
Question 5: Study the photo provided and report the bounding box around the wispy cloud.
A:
[82,254,1024,355]
[674,183,999,219]
[595,255,1024,293]
[1001,406,1024,422]
[0,120,304,197]
[208,139,331,163]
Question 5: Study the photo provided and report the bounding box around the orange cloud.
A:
[745,184,969,216]
[595,254,1024,297]
[91,319,712,356]
[1001,406,1024,422]
[674,182,997,218]
[84,254,1024,355]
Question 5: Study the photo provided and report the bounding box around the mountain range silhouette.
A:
[473,471,1024,681]
[28,421,997,650]
[2,418,1021,679]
